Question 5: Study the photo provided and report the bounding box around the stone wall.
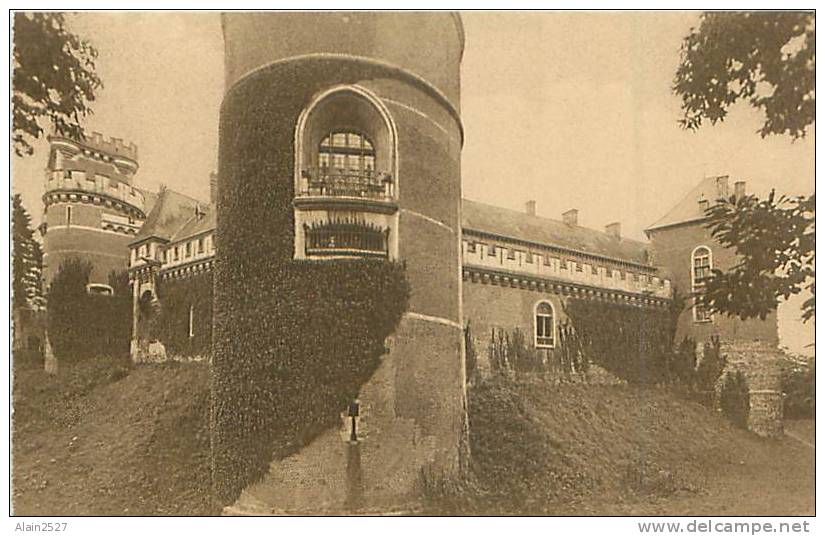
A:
[720,340,785,438]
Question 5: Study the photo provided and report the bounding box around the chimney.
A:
[605,222,621,239]
[734,180,746,199]
[715,175,729,198]
[698,195,709,213]
[210,172,218,205]
[562,209,578,226]
[524,200,536,216]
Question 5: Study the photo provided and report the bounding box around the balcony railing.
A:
[299,167,394,200]
[304,219,389,258]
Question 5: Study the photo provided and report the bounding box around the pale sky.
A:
[11,11,814,353]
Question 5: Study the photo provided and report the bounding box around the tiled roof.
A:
[136,187,159,216]
[461,199,652,266]
[646,176,729,232]
[170,204,216,243]
[132,187,207,243]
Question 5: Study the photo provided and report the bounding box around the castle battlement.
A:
[45,169,146,215]
[48,132,138,165]
[82,131,138,162]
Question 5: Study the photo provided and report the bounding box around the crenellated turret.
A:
[41,133,147,288]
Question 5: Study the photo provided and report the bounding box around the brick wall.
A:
[462,279,566,375]
[647,222,778,346]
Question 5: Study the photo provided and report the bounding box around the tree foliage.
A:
[12,194,44,309]
[46,257,132,360]
[12,12,102,157]
[674,11,814,139]
[702,192,815,322]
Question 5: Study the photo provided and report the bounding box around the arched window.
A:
[535,301,555,348]
[318,130,375,174]
[692,246,713,322]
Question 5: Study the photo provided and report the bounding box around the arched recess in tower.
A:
[293,85,400,260]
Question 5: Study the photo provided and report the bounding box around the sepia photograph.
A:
[8,8,815,524]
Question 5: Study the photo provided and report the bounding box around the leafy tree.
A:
[12,194,45,309]
[674,12,814,139]
[12,12,102,157]
[675,11,815,322]
[702,192,815,322]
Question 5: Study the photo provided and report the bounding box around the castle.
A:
[41,141,778,369]
[37,12,780,512]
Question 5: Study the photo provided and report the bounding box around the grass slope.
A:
[12,354,214,515]
[12,355,813,516]
[427,376,814,515]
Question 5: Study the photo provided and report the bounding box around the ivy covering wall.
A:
[212,61,414,505]
[563,299,681,384]
[151,272,214,358]
[47,257,131,360]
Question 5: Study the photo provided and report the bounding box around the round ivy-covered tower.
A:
[214,12,467,512]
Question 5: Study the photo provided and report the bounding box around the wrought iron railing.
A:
[304,219,389,257]
[299,167,394,200]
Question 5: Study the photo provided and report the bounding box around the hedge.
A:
[212,60,418,505]
[46,257,131,360]
[563,299,681,384]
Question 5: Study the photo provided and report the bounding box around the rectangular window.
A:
[332,132,348,146]
[161,249,167,263]
[620,270,626,280]
[633,273,639,282]
[606,268,613,278]
[174,247,179,261]
[198,238,204,254]
[185,242,192,258]
[467,241,477,253]
[592,265,599,275]
[333,154,346,169]
[488,245,497,257]
[560,259,568,269]
[525,251,533,264]
[319,153,330,169]
[575,262,583,272]
[543,255,552,266]
[507,249,516,261]
[364,155,375,171]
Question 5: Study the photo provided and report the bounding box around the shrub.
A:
[672,337,698,388]
[783,362,815,419]
[719,370,750,428]
[46,257,131,360]
[695,337,726,392]
[151,271,213,357]
[488,327,545,374]
[464,322,478,385]
[563,299,678,384]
